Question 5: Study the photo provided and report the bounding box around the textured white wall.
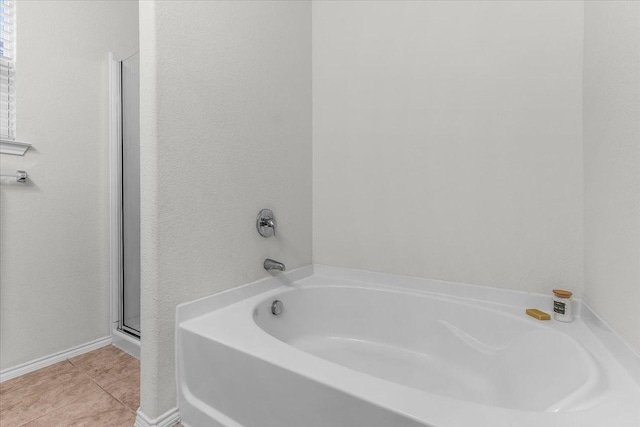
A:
[0,1,138,370]
[313,1,584,295]
[583,1,640,353]
[139,0,312,418]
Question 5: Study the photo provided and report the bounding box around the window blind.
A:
[0,0,15,140]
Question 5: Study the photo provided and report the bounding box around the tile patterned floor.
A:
[0,345,144,427]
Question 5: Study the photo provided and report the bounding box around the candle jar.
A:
[552,289,573,322]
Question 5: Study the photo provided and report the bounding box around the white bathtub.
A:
[176,266,640,427]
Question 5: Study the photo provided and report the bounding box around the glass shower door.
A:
[121,52,140,337]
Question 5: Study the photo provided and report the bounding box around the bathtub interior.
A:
[252,285,603,413]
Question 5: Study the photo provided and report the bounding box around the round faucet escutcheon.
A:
[257,209,277,237]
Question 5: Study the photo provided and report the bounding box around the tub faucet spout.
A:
[264,258,286,272]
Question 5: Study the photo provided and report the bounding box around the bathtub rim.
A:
[176,264,640,386]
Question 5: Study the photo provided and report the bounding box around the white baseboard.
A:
[135,407,180,427]
[112,329,140,359]
[0,336,112,382]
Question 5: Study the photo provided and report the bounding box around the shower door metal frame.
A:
[108,52,141,349]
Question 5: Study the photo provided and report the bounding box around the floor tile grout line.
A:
[14,354,139,426]
[68,345,139,388]
[15,362,104,427]
[12,361,85,427]
[67,345,139,411]
[90,374,139,415]
[16,383,135,427]
[69,351,139,414]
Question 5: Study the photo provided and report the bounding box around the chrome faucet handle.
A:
[265,217,277,236]
[257,209,277,237]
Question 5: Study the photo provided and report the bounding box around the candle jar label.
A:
[554,300,566,315]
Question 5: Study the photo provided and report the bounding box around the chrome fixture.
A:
[256,209,277,237]
[264,258,286,272]
[271,300,284,316]
[0,170,27,183]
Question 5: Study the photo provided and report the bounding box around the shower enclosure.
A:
[120,52,140,337]
[110,51,141,343]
